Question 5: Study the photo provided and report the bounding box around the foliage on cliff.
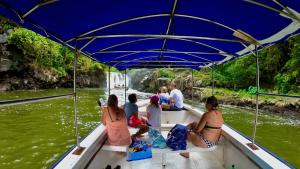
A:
[0,17,107,89]
[214,35,300,93]
[153,35,300,94]
[6,27,105,77]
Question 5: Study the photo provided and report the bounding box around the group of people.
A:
[101,83,223,158]
[158,82,184,111]
[102,93,161,146]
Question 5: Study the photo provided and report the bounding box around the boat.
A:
[49,100,294,169]
[0,0,299,168]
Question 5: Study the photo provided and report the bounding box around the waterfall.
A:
[105,71,152,105]
[106,72,129,89]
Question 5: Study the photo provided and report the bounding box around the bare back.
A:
[199,110,224,142]
[102,106,126,125]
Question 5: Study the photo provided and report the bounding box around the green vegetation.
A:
[156,35,300,94]
[0,17,106,78]
[8,28,105,76]
[214,36,300,94]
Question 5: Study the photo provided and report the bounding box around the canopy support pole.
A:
[191,69,194,107]
[247,45,259,150]
[125,69,127,103]
[108,66,111,96]
[211,64,215,95]
[72,40,85,155]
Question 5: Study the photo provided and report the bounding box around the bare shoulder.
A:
[118,106,124,111]
[101,106,108,113]
[118,107,126,116]
[202,112,210,119]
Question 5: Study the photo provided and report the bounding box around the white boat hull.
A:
[51,100,293,169]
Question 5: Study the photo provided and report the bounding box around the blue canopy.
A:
[1,0,300,70]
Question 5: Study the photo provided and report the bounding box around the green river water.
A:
[0,88,299,169]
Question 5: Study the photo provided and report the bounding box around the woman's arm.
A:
[147,112,151,119]
[146,105,151,119]
[194,113,207,133]
[120,108,126,119]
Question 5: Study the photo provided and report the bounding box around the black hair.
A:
[107,94,118,108]
[128,93,137,103]
[206,96,218,109]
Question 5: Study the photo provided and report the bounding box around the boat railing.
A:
[0,93,73,107]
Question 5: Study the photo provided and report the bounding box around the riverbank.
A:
[129,70,300,117]
[190,88,300,117]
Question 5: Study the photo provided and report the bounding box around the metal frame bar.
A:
[175,14,235,31]
[66,13,241,43]
[73,40,80,149]
[120,64,200,67]
[109,60,210,64]
[124,69,127,103]
[108,66,111,95]
[0,94,72,107]
[0,3,24,23]
[66,14,170,42]
[113,55,204,67]
[22,0,59,18]
[102,49,214,65]
[159,0,178,59]
[211,63,215,95]
[273,0,300,23]
[0,2,96,63]
[94,50,225,55]
[112,55,199,67]
[92,37,234,68]
[252,45,260,146]
[93,37,227,54]
[120,66,199,70]
[191,69,194,107]
[244,0,299,22]
[80,37,96,51]
[95,38,157,53]
[74,34,241,43]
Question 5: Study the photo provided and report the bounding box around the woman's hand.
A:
[187,122,197,131]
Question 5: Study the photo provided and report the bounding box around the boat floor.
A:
[87,151,224,169]
[87,128,225,169]
[87,107,224,169]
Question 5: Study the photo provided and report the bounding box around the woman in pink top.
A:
[102,94,131,146]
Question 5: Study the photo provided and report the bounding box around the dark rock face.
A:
[0,66,106,91]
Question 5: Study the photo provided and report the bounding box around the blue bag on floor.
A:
[127,139,152,161]
[166,124,188,150]
[148,127,167,149]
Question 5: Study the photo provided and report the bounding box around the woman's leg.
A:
[131,124,149,138]
[188,132,208,148]
[180,132,208,158]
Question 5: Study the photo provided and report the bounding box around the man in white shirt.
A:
[168,82,184,111]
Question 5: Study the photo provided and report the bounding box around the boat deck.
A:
[52,103,292,169]
[87,150,224,169]
[87,107,225,169]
